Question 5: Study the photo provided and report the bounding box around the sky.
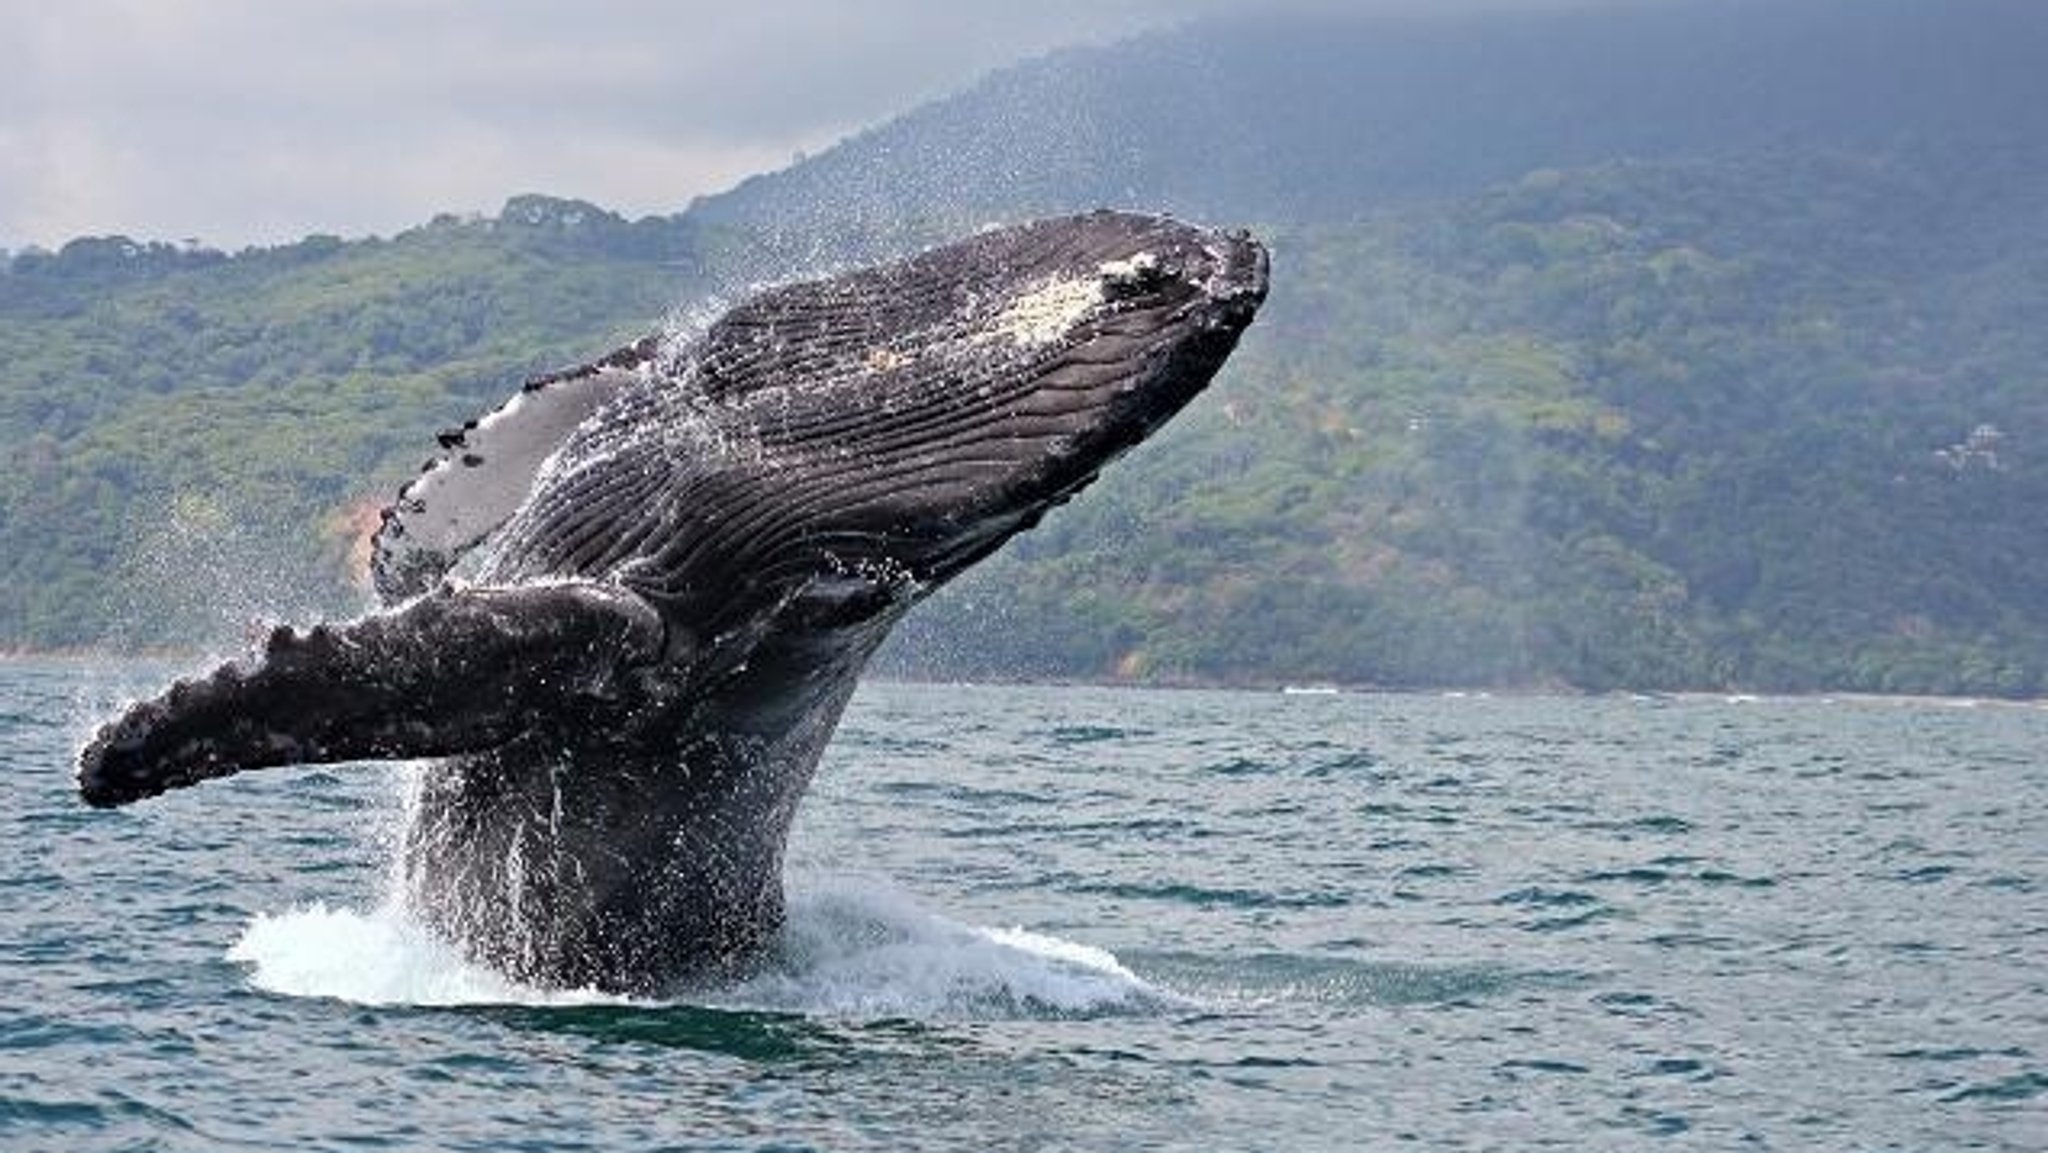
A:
[1,0,1602,252]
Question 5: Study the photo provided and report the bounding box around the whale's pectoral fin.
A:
[77,581,664,808]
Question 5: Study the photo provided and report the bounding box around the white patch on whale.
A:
[986,273,1103,347]
[1097,250,1159,282]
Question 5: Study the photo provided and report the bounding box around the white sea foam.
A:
[715,879,1178,1019]
[227,900,616,1007]
[226,880,1173,1019]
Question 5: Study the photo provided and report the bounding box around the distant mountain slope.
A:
[883,150,2048,694]
[3,0,2045,696]
[692,0,2048,242]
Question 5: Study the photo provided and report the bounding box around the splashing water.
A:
[656,296,730,366]
[716,879,1181,1019]
[227,879,1174,1020]
[227,900,599,1007]
[116,491,365,654]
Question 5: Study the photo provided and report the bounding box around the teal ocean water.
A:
[3,662,2043,1150]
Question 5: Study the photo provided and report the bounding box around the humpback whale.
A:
[77,211,1269,992]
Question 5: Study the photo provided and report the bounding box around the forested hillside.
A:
[0,200,724,646]
[3,0,2045,695]
[889,151,2048,694]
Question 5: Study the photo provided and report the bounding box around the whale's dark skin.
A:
[76,211,1269,992]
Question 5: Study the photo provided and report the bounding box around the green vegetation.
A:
[888,152,2048,696]
[4,3,2044,696]
[0,198,716,647]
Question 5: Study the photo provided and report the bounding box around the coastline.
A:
[8,649,2041,709]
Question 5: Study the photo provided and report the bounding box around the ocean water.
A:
[2,662,2043,1151]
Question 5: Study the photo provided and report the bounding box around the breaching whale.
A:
[77,211,1269,992]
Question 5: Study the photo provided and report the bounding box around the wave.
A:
[226,878,1176,1021]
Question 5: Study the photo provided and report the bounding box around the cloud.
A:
[0,0,1616,249]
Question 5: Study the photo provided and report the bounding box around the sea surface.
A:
[2,661,2043,1151]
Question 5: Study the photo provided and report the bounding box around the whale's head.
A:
[953,213,1270,500]
[670,212,1270,619]
[469,212,1268,640]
